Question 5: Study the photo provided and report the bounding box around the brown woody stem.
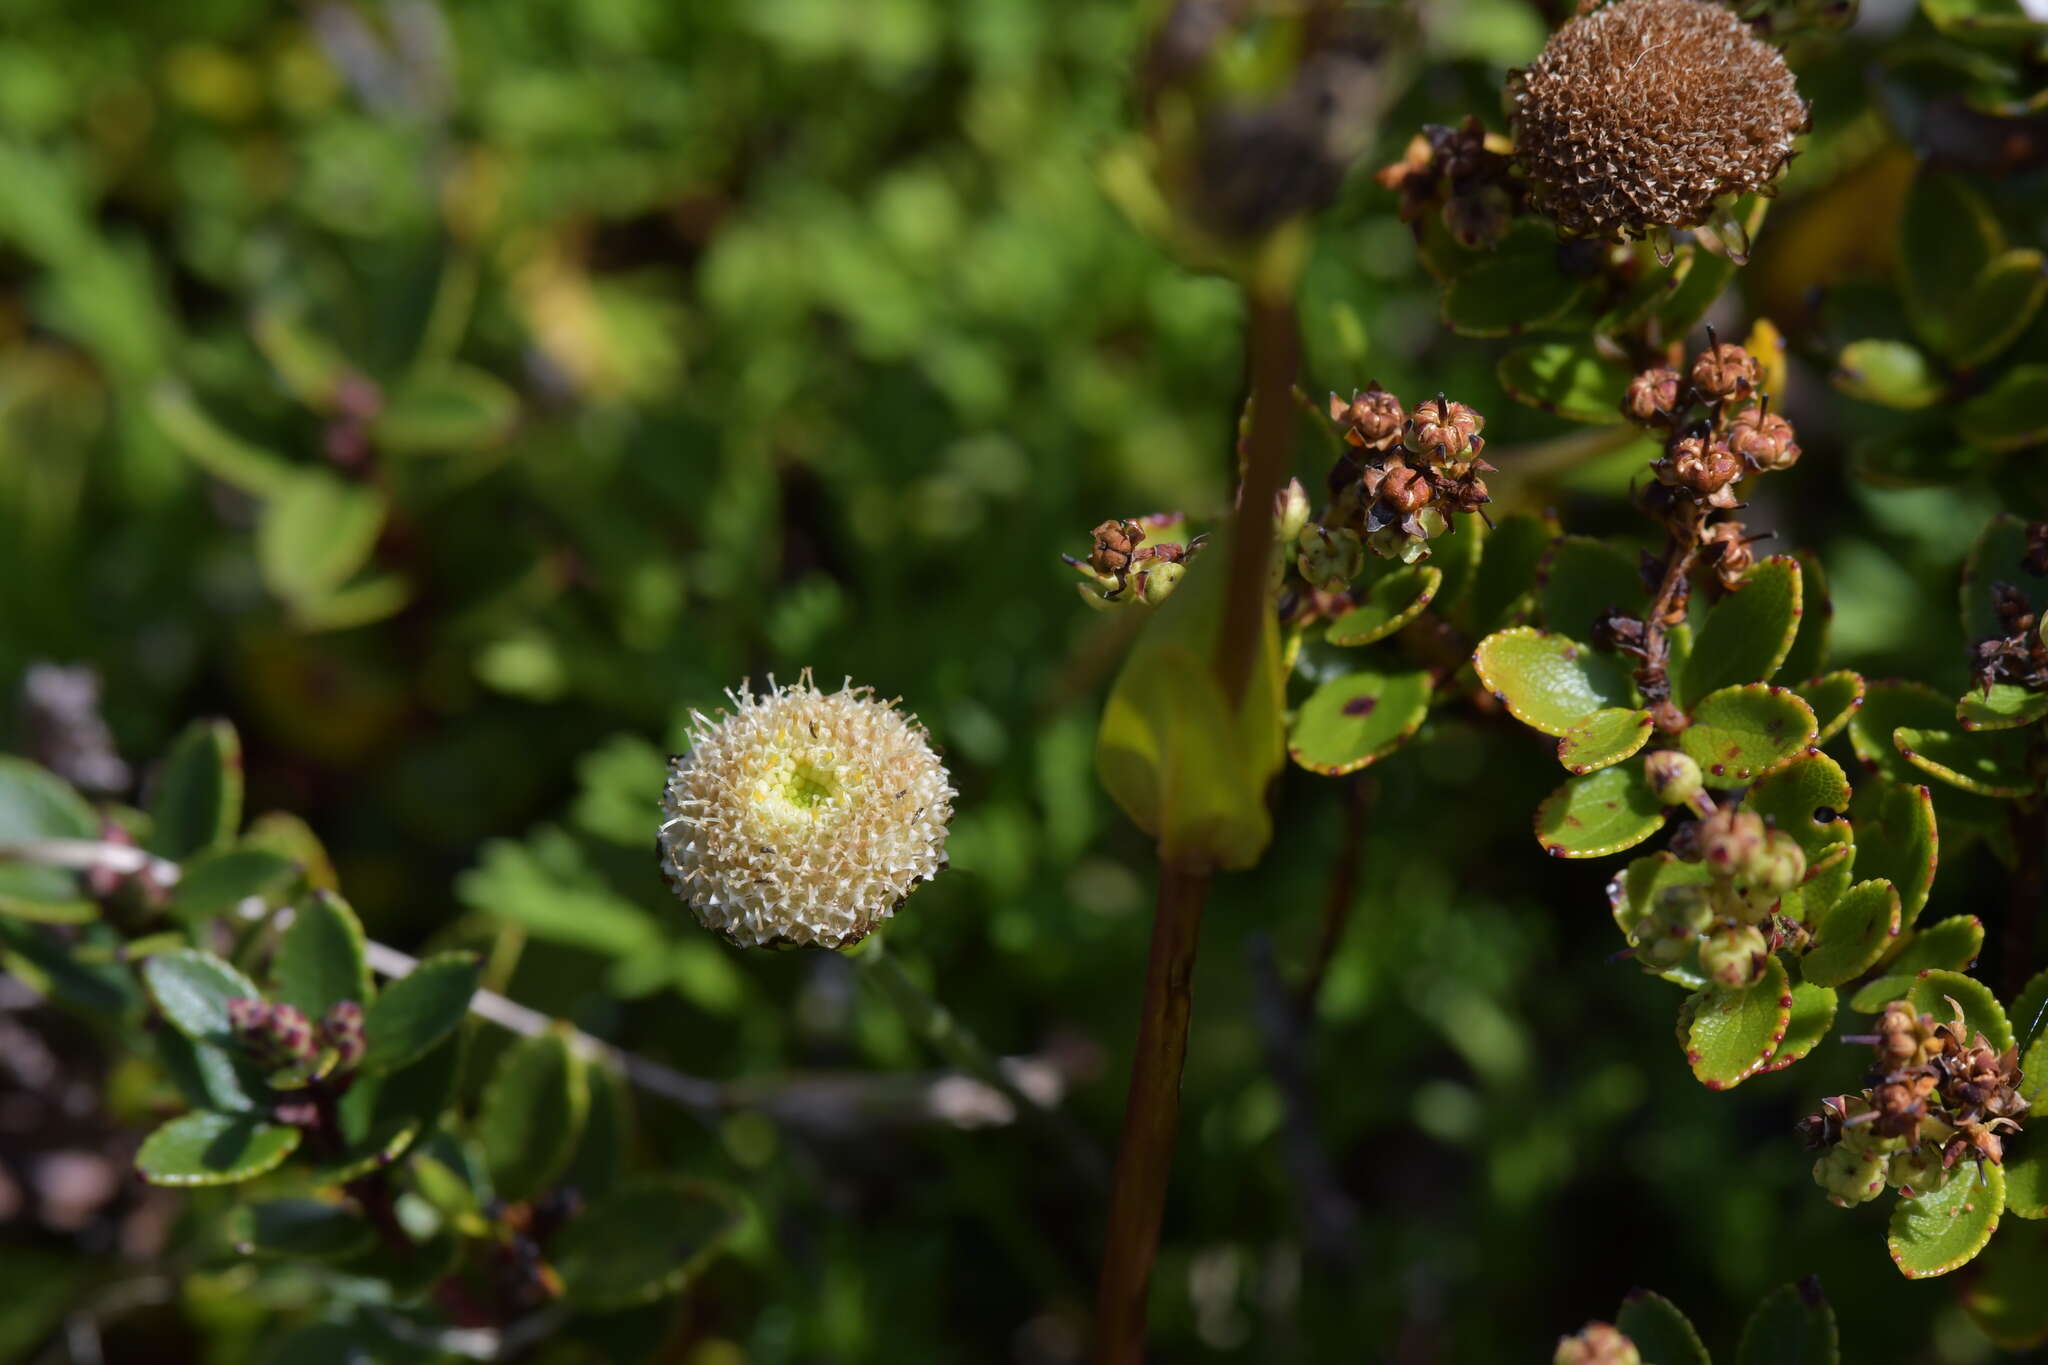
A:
[1091,281,1298,1365]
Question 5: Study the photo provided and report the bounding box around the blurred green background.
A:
[0,0,2035,1360]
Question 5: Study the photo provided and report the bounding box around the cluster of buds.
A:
[1553,1322,1639,1365]
[1971,571,2048,697]
[1802,1000,2029,1207]
[1064,516,1207,608]
[225,996,367,1072]
[227,996,317,1070]
[1375,116,1521,250]
[1322,385,1492,566]
[1629,788,1808,987]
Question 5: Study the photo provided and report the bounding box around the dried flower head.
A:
[1510,0,1806,241]
[659,673,955,949]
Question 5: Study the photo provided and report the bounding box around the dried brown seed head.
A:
[1690,341,1760,401]
[1511,0,1806,240]
[1622,367,1684,425]
[1725,406,1799,470]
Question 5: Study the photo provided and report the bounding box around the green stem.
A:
[856,940,1105,1187]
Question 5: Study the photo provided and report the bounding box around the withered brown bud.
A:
[1404,397,1484,462]
[1331,384,1407,451]
[1667,436,1742,499]
[1690,342,1760,401]
[1510,0,1806,240]
[1089,520,1145,578]
[1622,367,1683,425]
[1701,521,1756,590]
[1381,465,1432,514]
[1725,406,1800,471]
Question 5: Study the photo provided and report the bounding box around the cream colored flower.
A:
[659,672,954,948]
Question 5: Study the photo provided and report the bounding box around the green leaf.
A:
[1963,1220,2048,1350]
[1326,564,1440,646]
[155,1028,266,1114]
[1441,222,1585,337]
[1958,364,2048,451]
[1678,557,1802,709]
[1609,853,1712,989]
[0,863,96,924]
[561,1061,629,1201]
[148,381,295,498]
[257,470,387,605]
[309,1116,420,1185]
[1557,708,1655,775]
[335,1227,461,1305]
[249,308,354,412]
[292,574,411,633]
[273,891,372,1019]
[1737,1278,1838,1365]
[1831,339,1944,409]
[147,719,243,859]
[1852,917,1984,1012]
[480,1029,589,1202]
[1801,881,1901,988]
[1096,542,1284,869]
[2006,1144,2048,1220]
[135,1112,300,1187]
[1678,684,1817,788]
[373,365,519,456]
[1959,684,2048,731]
[1846,777,1936,926]
[360,952,479,1073]
[553,1177,744,1311]
[1894,725,2034,798]
[366,1032,465,1137]
[1428,519,1485,617]
[1922,0,2048,38]
[1901,170,2001,357]
[143,949,264,1046]
[1684,955,1792,1089]
[168,848,296,920]
[1795,671,1863,746]
[1739,750,1853,862]
[1495,341,1634,424]
[1850,438,2000,489]
[1778,551,1832,685]
[1286,667,1433,776]
[245,812,339,892]
[1537,535,1644,644]
[1850,681,1952,786]
[229,1199,375,1259]
[1471,627,1634,737]
[0,756,97,842]
[1465,513,1554,633]
[1757,981,1838,1075]
[1962,515,2043,646]
[2012,966,2048,1053]
[1952,248,2048,369]
[1887,1159,2003,1279]
[1908,968,2013,1051]
[1614,1289,1710,1365]
[1535,763,1667,859]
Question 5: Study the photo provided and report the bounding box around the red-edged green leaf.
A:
[1908,969,2012,1051]
[1797,671,1863,745]
[1535,764,1667,859]
[1465,513,1555,634]
[1684,955,1792,1089]
[1959,684,2048,732]
[1802,880,1901,988]
[1958,364,2048,451]
[2007,1145,2048,1220]
[1851,917,1985,1012]
[1887,1159,2003,1279]
[1963,516,2044,646]
[1678,557,1803,709]
[1326,564,1441,646]
[1831,338,1943,409]
[147,719,242,858]
[1737,1277,1838,1365]
[1850,681,1952,784]
[553,1177,745,1311]
[1473,627,1635,738]
[1288,667,1433,776]
[136,1112,301,1187]
[1678,683,1816,787]
[1894,725,2033,798]
[1778,551,1832,686]
[1557,708,1655,775]
[1615,1289,1710,1365]
[1963,1219,2048,1350]
[1757,981,1837,1075]
[1496,340,1635,424]
[1847,776,1937,926]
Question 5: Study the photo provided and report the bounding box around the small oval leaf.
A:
[1557,707,1655,775]
[1325,564,1441,646]
[1850,917,1985,1012]
[1888,1159,2004,1279]
[1737,1278,1838,1365]
[1802,881,1901,988]
[1287,667,1433,776]
[1678,557,1802,709]
[1678,683,1817,787]
[1684,955,1792,1089]
[136,1112,301,1187]
[553,1177,745,1311]
[1908,968,2013,1052]
[1472,627,1635,737]
[1535,764,1666,859]
[1796,670,1864,745]
[1846,777,1937,926]
[1894,725,2033,798]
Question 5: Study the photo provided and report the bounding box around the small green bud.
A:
[1643,750,1703,807]
[1697,807,1766,879]
[1886,1146,1952,1198]
[1296,525,1364,591]
[1752,829,1807,895]
[1655,883,1715,935]
[1813,1145,1887,1208]
[1135,559,1186,605]
[1638,927,1692,969]
[1699,922,1767,988]
[1273,478,1311,545]
[1554,1322,1639,1365]
[1722,883,1775,926]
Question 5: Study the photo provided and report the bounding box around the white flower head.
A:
[659,671,955,949]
